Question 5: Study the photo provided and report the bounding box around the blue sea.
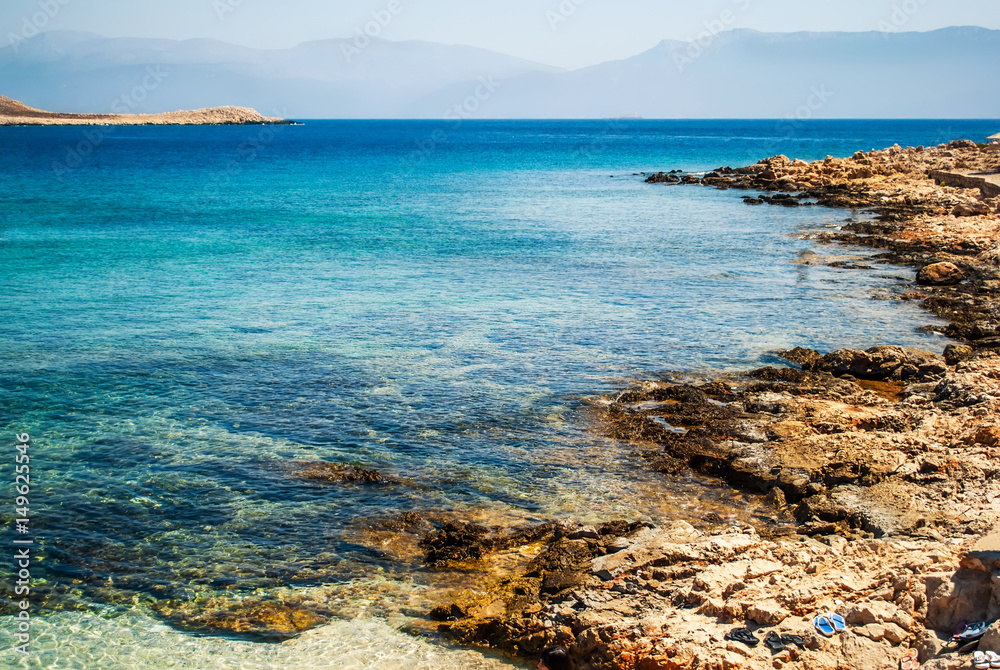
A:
[0,120,995,668]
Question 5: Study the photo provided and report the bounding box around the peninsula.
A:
[0,94,291,126]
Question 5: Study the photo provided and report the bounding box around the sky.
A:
[2,0,999,69]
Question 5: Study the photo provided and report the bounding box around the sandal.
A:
[958,621,990,642]
[900,648,918,670]
[780,634,806,648]
[724,628,759,647]
[828,613,846,633]
[763,631,785,651]
[975,651,990,670]
[987,650,1000,669]
[814,615,836,637]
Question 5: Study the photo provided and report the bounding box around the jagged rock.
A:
[746,600,789,625]
[419,520,556,566]
[820,346,946,380]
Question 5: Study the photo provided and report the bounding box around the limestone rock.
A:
[979,621,1000,653]
[746,600,789,626]
[923,569,994,632]
[839,632,895,670]
[912,628,945,663]
[953,202,991,217]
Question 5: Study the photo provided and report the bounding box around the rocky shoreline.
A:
[407,139,1000,669]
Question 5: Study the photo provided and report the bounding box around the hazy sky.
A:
[3,0,998,68]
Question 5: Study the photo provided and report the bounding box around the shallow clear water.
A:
[0,120,994,667]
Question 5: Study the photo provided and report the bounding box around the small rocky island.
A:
[0,94,291,126]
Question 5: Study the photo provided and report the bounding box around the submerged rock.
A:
[419,520,557,567]
[154,596,330,641]
[290,460,395,484]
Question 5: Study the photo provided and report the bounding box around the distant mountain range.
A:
[1,27,997,119]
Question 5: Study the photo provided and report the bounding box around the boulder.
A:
[923,569,995,632]
[839,632,895,670]
[746,600,789,626]
[943,344,974,366]
[917,262,965,286]
[953,203,991,217]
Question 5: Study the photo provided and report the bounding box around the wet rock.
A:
[292,461,395,484]
[917,262,965,286]
[645,172,681,184]
[154,597,330,641]
[820,346,946,381]
[419,520,556,567]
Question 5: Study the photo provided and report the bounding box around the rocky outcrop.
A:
[427,519,977,670]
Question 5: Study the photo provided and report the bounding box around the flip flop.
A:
[900,648,919,670]
[814,616,836,637]
[975,651,990,670]
[987,651,1000,669]
[952,619,970,641]
[724,628,759,647]
[780,634,806,647]
[764,632,785,651]
[828,613,846,632]
[960,621,990,641]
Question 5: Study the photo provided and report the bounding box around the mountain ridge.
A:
[1,27,997,119]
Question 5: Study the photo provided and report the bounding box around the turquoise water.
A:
[0,120,994,667]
